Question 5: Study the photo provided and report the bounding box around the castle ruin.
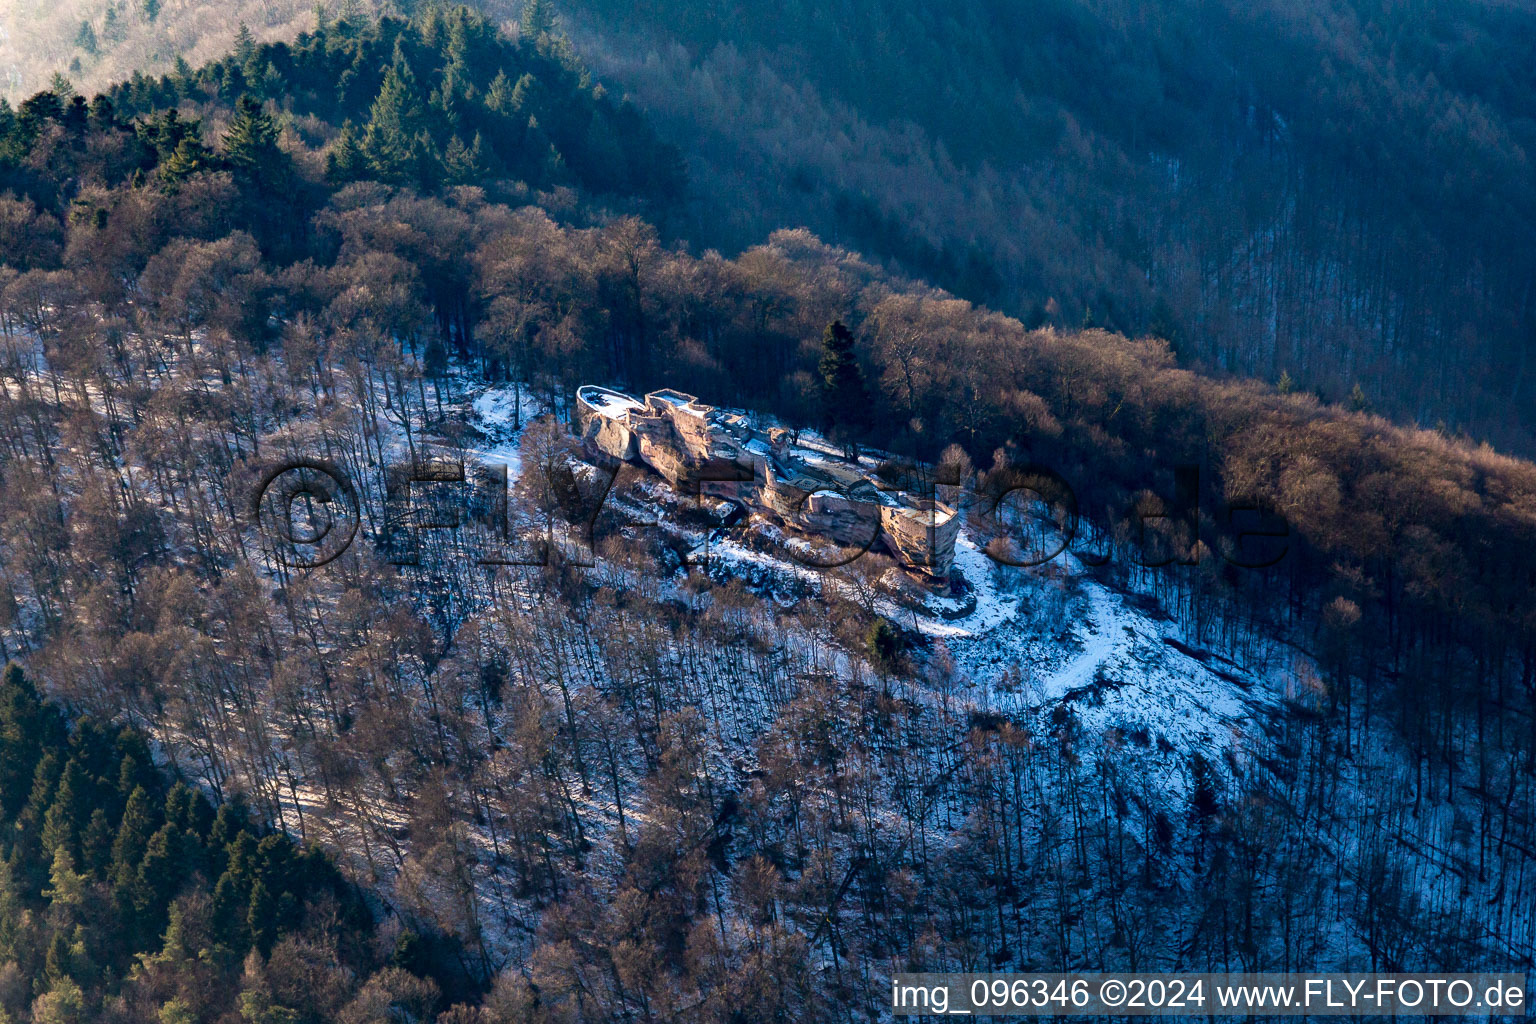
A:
[574,385,960,577]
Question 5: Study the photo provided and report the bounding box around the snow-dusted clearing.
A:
[470,383,541,485]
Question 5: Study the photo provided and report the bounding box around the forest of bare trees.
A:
[1,7,1535,1023]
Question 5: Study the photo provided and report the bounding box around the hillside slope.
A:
[556,0,1536,450]
[3,8,1536,1019]
[0,0,369,97]
[9,0,1535,449]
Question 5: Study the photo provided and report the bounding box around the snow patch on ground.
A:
[470,383,541,484]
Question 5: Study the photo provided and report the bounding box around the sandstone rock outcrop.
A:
[575,385,959,576]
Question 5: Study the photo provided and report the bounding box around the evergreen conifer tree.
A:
[24,752,62,825]
[171,55,193,95]
[81,808,114,878]
[158,135,215,186]
[1,664,64,816]
[33,976,85,1023]
[817,319,867,439]
[209,794,252,852]
[110,786,158,887]
[234,23,256,64]
[522,0,558,40]
[222,95,291,198]
[509,72,538,115]
[75,21,98,56]
[210,869,250,951]
[135,825,184,910]
[442,132,486,185]
[484,71,512,114]
[247,879,277,956]
[42,846,87,912]
[360,54,437,186]
[41,760,88,860]
[326,121,367,183]
[44,930,76,987]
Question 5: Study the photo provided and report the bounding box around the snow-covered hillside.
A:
[469,381,1291,799]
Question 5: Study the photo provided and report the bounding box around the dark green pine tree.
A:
[87,94,115,130]
[17,91,65,143]
[163,783,195,832]
[243,49,270,92]
[110,785,158,888]
[164,781,214,839]
[391,930,433,976]
[865,619,902,674]
[817,319,867,441]
[509,72,540,116]
[210,867,250,951]
[9,753,62,896]
[247,878,278,956]
[43,846,88,912]
[325,120,367,184]
[7,822,47,901]
[210,831,258,951]
[116,744,158,803]
[224,830,259,883]
[430,64,466,132]
[360,51,438,187]
[258,62,287,101]
[158,134,215,187]
[443,9,476,71]
[171,55,193,96]
[234,23,256,64]
[22,752,62,831]
[409,133,443,193]
[521,115,564,183]
[208,793,253,854]
[222,95,291,198]
[442,132,486,185]
[61,94,88,135]
[81,807,115,878]
[131,823,186,944]
[483,71,513,115]
[0,664,65,818]
[40,759,89,862]
[522,0,558,40]
[45,929,77,987]
[142,0,161,22]
[75,20,99,56]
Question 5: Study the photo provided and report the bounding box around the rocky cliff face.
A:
[577,384,959,575]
